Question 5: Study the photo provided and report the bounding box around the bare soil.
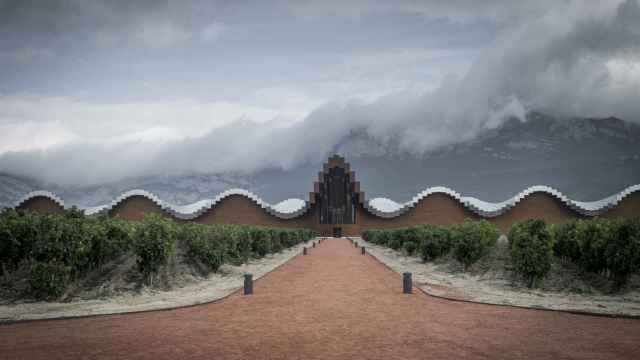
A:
[0,238,638,360]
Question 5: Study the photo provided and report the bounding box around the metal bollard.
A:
[312,242,316,248]
[244,273,253,295]
[361,246,365,255]
[303,247,307,255]
[354,242,358,248]
[403,272,412,294]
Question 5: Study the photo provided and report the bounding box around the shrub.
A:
[604,218,640,289]
[303,229,316,242]
[219,225,242,264]
[551,218,640,291]
[268,228,283,253]
[575,219,610,274]
[419,225,452,262]
[101,218,135,256]
[275,229,290,252]
[0,209,137,296]
[400,227,422,255]
[0,210,40,273]
[84,218,111,270]
[202,227,227,272]
[363,229,385,244]
[251,227,272,257]
[361,221,496,269]
[402,240,417,255]
[552,221,581,262]
[29,214,91,278]
[182,223,217,271]
[379,231,393,247]
[451,220,499,270]
[388,229,404,250]
[280,229,294,248]
[1,208,314,298]
[29,261,71,300]
[182,224,312,273]
[133,214,177,283]
[509,219,554,288]
[236,226,254,262]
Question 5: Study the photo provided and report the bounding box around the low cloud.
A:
[0,0,639,186]
[0,47,53,64]
[133,19,193,48]
[201,21,225,43]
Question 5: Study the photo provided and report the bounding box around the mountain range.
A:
[2,112,640,208]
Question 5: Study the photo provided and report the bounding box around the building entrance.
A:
[333,227,342,238]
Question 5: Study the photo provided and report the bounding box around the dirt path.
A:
[1,238,639,360]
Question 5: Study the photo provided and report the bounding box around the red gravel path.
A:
[1,238,639,359]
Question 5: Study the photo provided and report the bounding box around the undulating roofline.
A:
[7,184,640,220]
[363,184,640,218]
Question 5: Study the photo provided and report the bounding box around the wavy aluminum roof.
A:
[6,184,640,220]
[364,184,640,218]
[10,188,311,220]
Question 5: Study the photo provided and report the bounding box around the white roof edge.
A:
[13,190,65,209]
[366,184,640,218]
[9,188,311,220]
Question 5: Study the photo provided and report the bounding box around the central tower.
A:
[311,155,365,236]
[318,164,356,224]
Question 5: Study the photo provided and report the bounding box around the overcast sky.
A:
[1,0,639,186]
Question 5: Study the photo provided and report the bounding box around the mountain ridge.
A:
[1,112,639,208]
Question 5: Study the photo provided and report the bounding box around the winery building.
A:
[10,155,640,236]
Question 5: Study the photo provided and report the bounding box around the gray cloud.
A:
[0,0,639,186]
[0,0,233,51]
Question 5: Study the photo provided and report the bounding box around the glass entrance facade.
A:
[318,166,356,224]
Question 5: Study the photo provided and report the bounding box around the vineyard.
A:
[362,218,640,291]
[0,209,315,300]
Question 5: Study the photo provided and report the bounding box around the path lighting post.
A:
[403,272,412,294]
[244,273,253,295]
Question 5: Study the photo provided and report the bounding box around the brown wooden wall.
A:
[601,192,640,219]
[193,195,316,228]
[16,196,64,215]
[109,195,169,220]
[353,193,480,235]
[351,192,609,234]
[489,193,585,233]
